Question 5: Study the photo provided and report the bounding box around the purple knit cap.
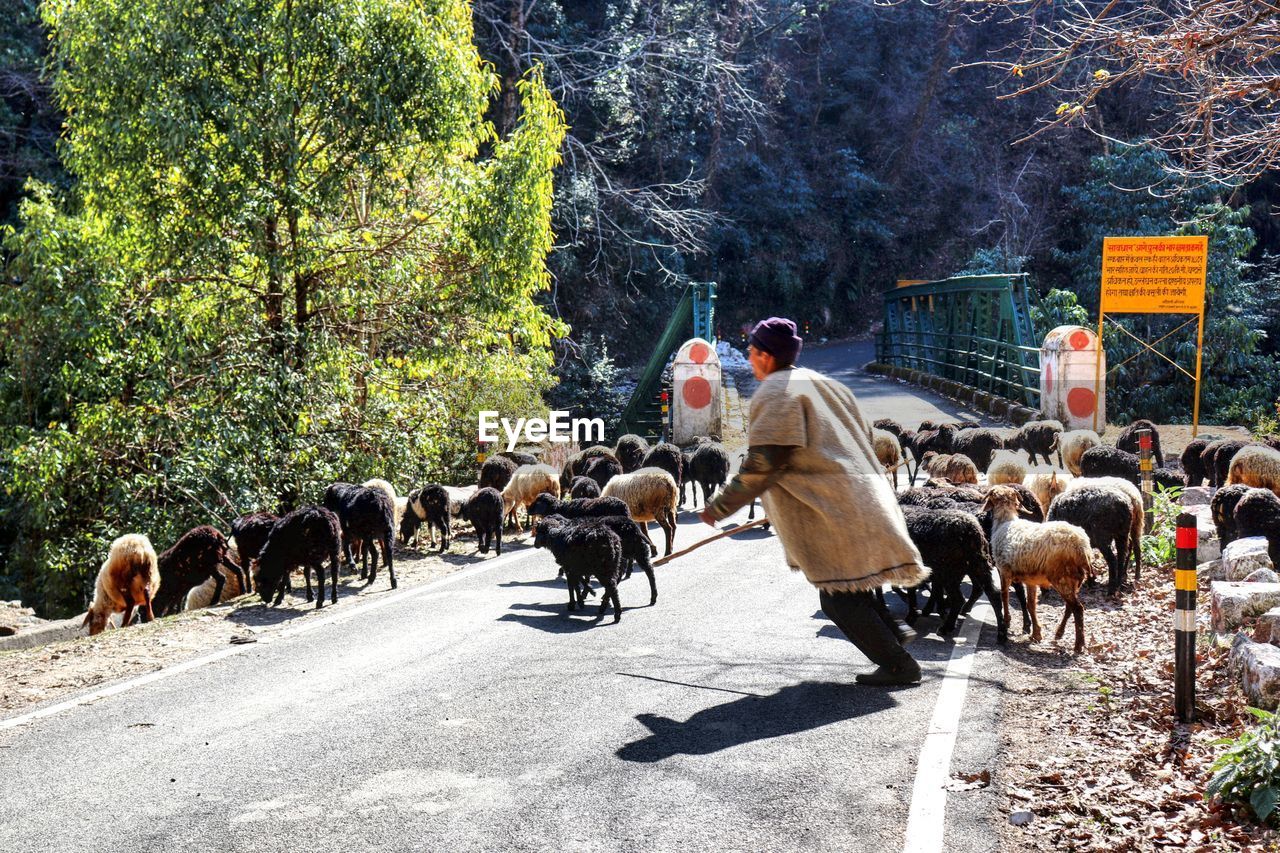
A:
[749,317,803,365]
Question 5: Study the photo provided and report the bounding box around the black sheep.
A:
[458,487,504,555]
[614,434,651,473]
[152,526,248,617]
[560,515,658,605]
[325,483,397,589]
[1115,419,1165,468]
[900,505,1007,643]
[229,513,278,587]
[680,448,695,505]
[1078,445,1141,485]
[1202,439,1246,488]
[527,493,632,524]
[559,445,617,489]
[950,428,1005,472]
[400,485,450,551]
[1181,438,1212,487]
[1005,420,1062,466]
[584,455,623,490]
[1211,484,1250,549]
[1153,468,1185,491]
[1234,488,1280,567]
[533,515,625,622]
[1047,485,1136,593]
[569,476,601,499]
[688,439,731,507]
[641,442,683,497]
[911,423,957,460]
[479,455,518,492]
[1212,440,1249,488]
[873,418,904,440]
[499,450,538,467]
[256,507,344,609]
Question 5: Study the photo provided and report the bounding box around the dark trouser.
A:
[819,589,917,671]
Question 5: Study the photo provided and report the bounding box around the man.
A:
[699,317,928,686]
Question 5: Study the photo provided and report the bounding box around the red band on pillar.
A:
[1176,526,1198,550]
[1139,434,1153,449]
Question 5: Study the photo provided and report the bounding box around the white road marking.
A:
[0,547,543,731]
[901,601,994,853]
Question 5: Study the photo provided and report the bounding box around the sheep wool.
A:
[986,450,1028,486]
[1056,430,1101,476]
[738,366,927,594]
[501,464,560,531]
[1226,445,1280,495]
[872,428,904,489]
[85,534,160,635]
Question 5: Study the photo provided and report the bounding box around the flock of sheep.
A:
[870,417,1280,653]
[83,435,735,633]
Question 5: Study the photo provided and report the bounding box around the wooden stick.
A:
[653,517,771,567]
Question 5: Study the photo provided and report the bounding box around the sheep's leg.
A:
[142,590,155,623]
[1072,600,1085,654]
[1026,585,1041,644]
[1000,578,1011,630]
[312,562,325,610]
[121,604,136,628]
[211,570,227,607]
[495,525,502,556]
[1132,529,1142,585]
[303,565,315,603]
[661,512,675,557]
[639,524,657,556]
[642,562,657,606]
[222,555,248,595]
[597,577,621,623]
[939,581,964,635]
[1013,582,1031,633]
[565,574,578,612]
[329,552,340,604]
[366,539,380,587]
[384,536,397,589]
[977,569,1008,644]
[1100,542,1120,593]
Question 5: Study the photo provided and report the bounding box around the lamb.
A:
[1114,419,1165,468]
[921,452,979,485]
[602,467,680,556]
[84,534,160,635]
[399,485,450,551]
[983,485,1091,653]
[872,428,905,489]
[325,483,397,589]
[584,455,623,491]
[569,476,601,499]
[1233,487,1280,566]
[1055,429,1102,476]
[479,455,518,492]
[533,515,625,621]
[1204,439,1248,488]
[986,450,1028,486]
[900,505,1007,642]
[688,439,731,506]
[1023,467,1071,516]
[1211,484,1251,549]
[1005,420,1064,466]
[458,487,505,555]
[255,507,344,608]
[1048,484,1138,593]
[951,427,1005,473]
[641,442,683,498]
[614,434,652,473]
[500,463,561,533]
[1226,444,1280,494]
[151,526,247,617]
[1180,437,1212,487]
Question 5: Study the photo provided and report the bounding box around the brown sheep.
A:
[84,534,161,636]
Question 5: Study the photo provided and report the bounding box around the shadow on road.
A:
[497,601,616,633]
[616,680,897,763]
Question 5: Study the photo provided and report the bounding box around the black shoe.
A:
[856,662,922,686]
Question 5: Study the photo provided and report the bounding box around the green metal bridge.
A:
[875,274,1042,408]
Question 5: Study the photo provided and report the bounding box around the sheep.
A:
[1048,484,1136,593]
[873,418,904,440]
[541,514,658,605]
[1180,437,1212,487]
[1114,419,1165,468]
[986,450,1029,486]
[443,484,478,515]
[1005,420,1063,466]
[1212,484,1251,549]
[951,427,1005,473]
[1204,439,1248,488]
[229,513,277,586]
[1055,429,1102,476]
[458,487,505,555]
[688,439,731,506]
[921,452,979,485]
[151,526,247,617]
[1226,444,1280,494]
[501,463,561,533]
[361,478,397,509]
[1078,444,1140,485]
[911,423,957,460]
[1023,467,1071,517]
[983,485,1091,653]
[680,448,696,506]
[325,483,397,589]
[533,515,625,621]
[479,455,518,492]
[84,534,160,635]
[499,450,539,467]
[255,507,344,609]
[584,455,623,491]
[559,446,618,490]
[602,467,680,556]
[614,434,651,473]
[569,476,601,499]
[873,428,905,489]
[399,485,450,551]
[900,505,1007,643]
[1234,488,1280,566]
[641,442,683,499]
[527,493,634,526]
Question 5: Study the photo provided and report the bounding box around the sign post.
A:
[1095,236,1209,436]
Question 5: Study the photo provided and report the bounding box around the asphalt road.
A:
[0,341,1005,852]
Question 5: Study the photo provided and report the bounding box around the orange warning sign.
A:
[1100,236,1207,314]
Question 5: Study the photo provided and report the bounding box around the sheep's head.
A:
[398,511,421,546]
[532,519,551,549]
[528,493,558,518]
[981,485,1026,520]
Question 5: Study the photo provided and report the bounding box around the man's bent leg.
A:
[820,589,921,685]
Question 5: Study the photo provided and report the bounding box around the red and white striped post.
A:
[1138,428,1154,542]
[1175,512,1198,723]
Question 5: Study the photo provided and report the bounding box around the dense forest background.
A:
[3,0,1280,615]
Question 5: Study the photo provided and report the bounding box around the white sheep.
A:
[84,534,160,636]
[1055,429,1102,476]
[602,467,679,556]
[501,464,560,533]
[1024,466,1072,516]
[986,449,1028,486]
[1226,445,1280,495]
[921,452,979,485]
[184,541,251,610]
[872,428,904,489]
[983,485,1091,654]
